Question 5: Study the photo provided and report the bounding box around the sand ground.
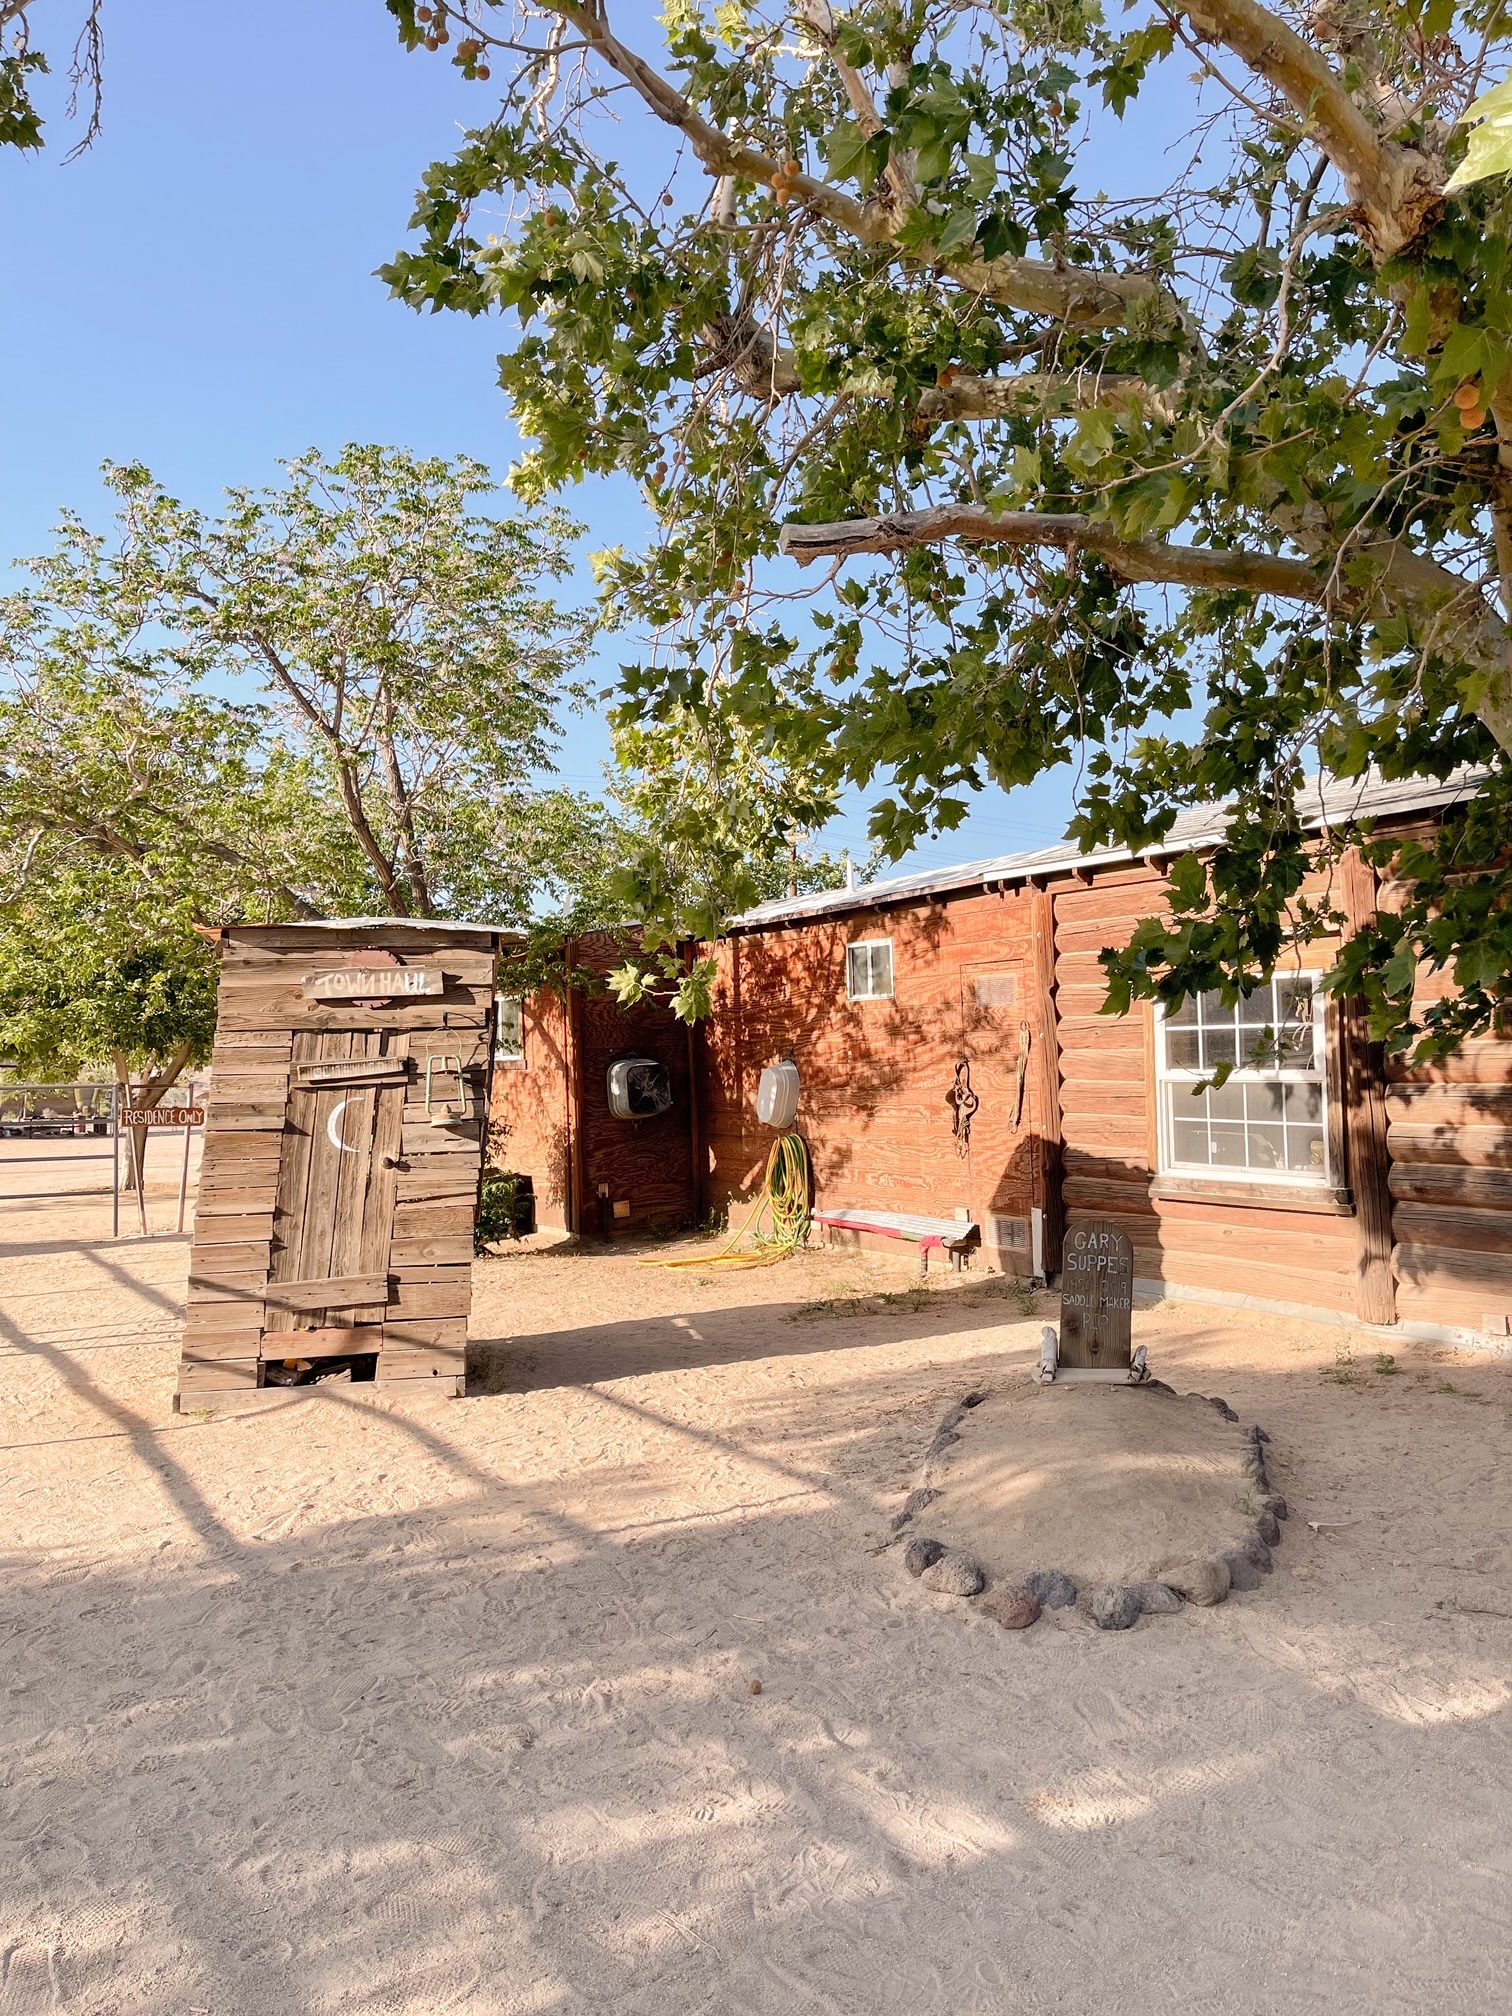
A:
[3,1175,1512,2014]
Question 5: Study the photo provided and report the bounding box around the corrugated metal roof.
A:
[730,768,1486,931]
[229,917,512,934]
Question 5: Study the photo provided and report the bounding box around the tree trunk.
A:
[113,1041,195,1194]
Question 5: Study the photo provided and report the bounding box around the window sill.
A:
[1152,1176,1355,1215]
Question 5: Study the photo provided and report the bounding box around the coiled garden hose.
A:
[642,1131,812,1270]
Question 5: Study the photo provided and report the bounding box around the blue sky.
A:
[0,0,1187,878]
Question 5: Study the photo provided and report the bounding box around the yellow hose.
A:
[642,1132,812,1270]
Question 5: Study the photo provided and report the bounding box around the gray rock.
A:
[1157,1555,1230,1606]
[1130,1580,1184,1615]
[1209,1396,1240,1422]
[1025,1568,1078,1610]
[1220,1548,1263,1592]
[1091,1584,1144,1631]
[903,1536,946,1578]
[919,1550,986,1597]
[890,1486,941,1532]
[1255,1509,1282,1547]
[1241,1529,1274,1572]
[979,1583,1040,1630]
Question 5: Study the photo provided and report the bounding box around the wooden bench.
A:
[815,1207,981,1274]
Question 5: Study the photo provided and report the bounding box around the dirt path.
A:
[3,1209,1511,2013]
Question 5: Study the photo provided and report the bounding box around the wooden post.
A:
[177,1113,193,1235]
[111,1083,120,1240]
[1029,883,1065,1277]
[1340,848,1397,1327]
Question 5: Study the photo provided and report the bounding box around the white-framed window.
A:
[494,993,525,1066]
[846,938,894,1001]
[1157,974,1328,1186]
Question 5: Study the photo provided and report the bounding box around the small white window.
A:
[1157,975,1328,1185]
[494,994,525,1066]
[846,939,894,1001]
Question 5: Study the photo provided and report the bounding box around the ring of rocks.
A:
[889,1384,1288,1632]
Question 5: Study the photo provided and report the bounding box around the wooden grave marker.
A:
[1058,1217,1134,1370]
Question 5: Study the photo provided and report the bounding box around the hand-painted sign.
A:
[1058,1217,1134,1368]
[121,1106,205,1128]
[302,968,444,1001]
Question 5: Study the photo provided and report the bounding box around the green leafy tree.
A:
[0,874,218,1189]
[11,448,597,923]
[603,705,849,1016]
[381,0,1512,1056]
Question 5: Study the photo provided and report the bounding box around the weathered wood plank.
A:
[388,1236,473,1266]
[382,1316,468,1349]
[189,1213,275,1247]
[263,1274,388,1311]
[391,1201,475,1238]
[1388,1162,1512,1208]
[395,1166,481,1203]
[1392,1200,1512,1254]
[260,1325,382,1360]
[176,1358,260,1392]
[1386,1123,1512,1168]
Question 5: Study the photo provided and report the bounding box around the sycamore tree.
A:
[375,0,1512,1056]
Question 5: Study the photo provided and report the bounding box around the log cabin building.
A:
[490,770,1512,1352]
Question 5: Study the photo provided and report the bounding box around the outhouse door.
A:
[959,962,1040,1274]
[264,1032,411,1343]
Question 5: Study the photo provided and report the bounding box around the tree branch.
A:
[916,371,1178,425]
[779,503,1512,750]
[551,0,1166,327]
[780,504,1324,594]
[1171,0,1441,255]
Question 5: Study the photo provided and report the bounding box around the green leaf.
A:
[1445,76,1512,192]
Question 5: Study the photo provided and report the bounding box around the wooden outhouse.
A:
[176,919,503,1411]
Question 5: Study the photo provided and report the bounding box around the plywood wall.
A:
[490,932,696,1237]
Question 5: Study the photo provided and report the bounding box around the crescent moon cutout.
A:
[326,1099,360,1156]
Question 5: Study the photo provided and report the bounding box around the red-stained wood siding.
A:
[700,888,1051,1272]
[1387,995,1512,1336]
[1051,868,1368,1318]
[490,933,696,1237]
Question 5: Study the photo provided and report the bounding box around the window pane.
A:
[1206,1080,1246,1122]
[1210,1123,1248,1167]
[847,945,865,996]
[1249,1081,1286,1121]
[1198,989,1228,1024]
[1201,1025,1237,1069]
[1165,1027,1201,1069]
[872,943,894,996]
[494,995,524,1062]
[1171,1117,1210,1164]
[1167,994,1198,1026]
[1287,1129,1326,1174]
[1286,1082,1322,1122]
[1247,1121,1285,1169]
